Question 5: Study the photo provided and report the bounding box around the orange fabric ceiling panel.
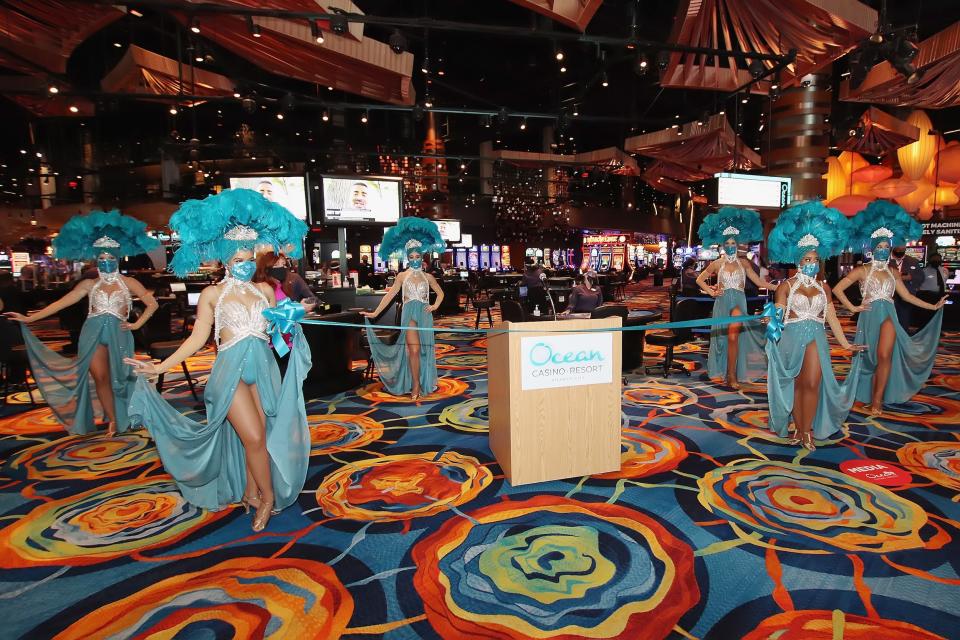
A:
[506,0,604,32]
[0,1,124,75]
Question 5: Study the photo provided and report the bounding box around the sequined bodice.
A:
[89,276,131,320]
[861,265,896,304]
[402,269,430,305]
[718,258,745,292]
[785,277,827,324]
[214,278,269,351]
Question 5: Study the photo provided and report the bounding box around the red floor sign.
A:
[839,459,912,487]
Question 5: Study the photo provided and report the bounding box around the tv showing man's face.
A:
[351,183,369,210]
[258,181,274,200]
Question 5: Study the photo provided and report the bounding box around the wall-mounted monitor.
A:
[321,175,402,225]
[711,173,792,209]
[455,233,473,248]
[435,219,461,242]
[229,174,310,221]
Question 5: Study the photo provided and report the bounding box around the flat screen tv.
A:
[321,175,402,225]
[435,219,461,242]
[228,174,310,221]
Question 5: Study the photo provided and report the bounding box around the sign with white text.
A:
[520,332,613,390]
[713,172,791,208]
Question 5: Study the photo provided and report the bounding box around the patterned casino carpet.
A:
[1,284,959,639]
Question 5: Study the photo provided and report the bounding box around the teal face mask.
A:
[407,258,423,269]
[230,260,256,281]
[800,262,819,277]
[872,247,890,262]
[723,245,737,256]
[97,258,118,274]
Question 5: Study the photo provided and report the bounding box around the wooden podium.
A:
[487,318,622,485]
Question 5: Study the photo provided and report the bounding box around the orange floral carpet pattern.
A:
[0,283,957,639]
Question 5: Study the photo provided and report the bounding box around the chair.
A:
[470,283,495,329]
[613,274,627,301]
[645,298,701,378]
[135,305,199,401]
[0,317,36,406]
[499,299,527,323]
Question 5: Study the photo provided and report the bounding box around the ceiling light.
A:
[556,50,564,61]
[520,118,527,130]
[361,111,368,123]
[321,110,330,122]
[68,105,79,113]
[169,106,178,115]
[113,42,122,48]
[233,91,241,98]
[129,8,143,17]
[748,59,765,78]
[190,18,200,34]
[634,52,649,75]
[601,73,609,87]
[560,65,567,73]
[276,112,284,120]
[48,85,58,94]
[741,96,749,104]
[389,29,406,54]
[19,149,26,154]
[247,17,261,38]
[424,95,433,108]
[311,21,324,44]
[195,54,204,63]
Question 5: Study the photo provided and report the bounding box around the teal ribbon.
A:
[262,299,305,357]
[761,302,784,342]
[297,312,769,335]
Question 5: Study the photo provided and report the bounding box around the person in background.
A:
[680,258,700,295]
[564,271,603,314]
[522,260,545,290]
[918,252,948,302]
[258,252,313,302]
[890,245,923,333]
[19,261,36,291]
[758,256,771,286]
[357,255,373,287]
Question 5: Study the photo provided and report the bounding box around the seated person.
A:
[521,261,545,290]
[680,258,701,295]
[564,271,603,314]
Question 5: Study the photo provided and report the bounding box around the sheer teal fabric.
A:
[20,315,135,435]
[766,320,864,440]
[707,289,767,381]
[854,300,942,404]
[364,300,437,395]
[128,328,311,511]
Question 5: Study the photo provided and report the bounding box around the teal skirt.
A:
[707,289,767,381]
[21,314,135,435]
[766,320,863,440]
[364,300,437,396]
[854,300,942,405]
[128,329,311,512]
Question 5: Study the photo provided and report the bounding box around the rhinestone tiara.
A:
[722,226,740,236]
[92,235,120,248]
[797,233,820,248]
[405,239,423,250]
[871,226,894,239]
[224,225,258,241]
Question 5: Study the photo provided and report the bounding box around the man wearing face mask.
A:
[890,246,922,333]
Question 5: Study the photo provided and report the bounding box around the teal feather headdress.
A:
[168,188,308,277]
[697,206,764,246]
[768,200,851,264]
[850,200,922,251]
[379,217,445,261]
[52,210,159,261]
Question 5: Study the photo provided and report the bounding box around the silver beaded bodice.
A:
[718,257,745,292]
[861,263,896,304]
[785,275,827,324]
[88,275,131,320]
[402,269,430,305]
[213,278,269,351]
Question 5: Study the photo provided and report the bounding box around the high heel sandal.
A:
[800,432,816,451]
[252,498,275,532]
[240,494,261,514]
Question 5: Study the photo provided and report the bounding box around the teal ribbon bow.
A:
[761,301,784,342]
[262,299,305,357]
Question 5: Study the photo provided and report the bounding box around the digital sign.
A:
[713,173,792,209]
